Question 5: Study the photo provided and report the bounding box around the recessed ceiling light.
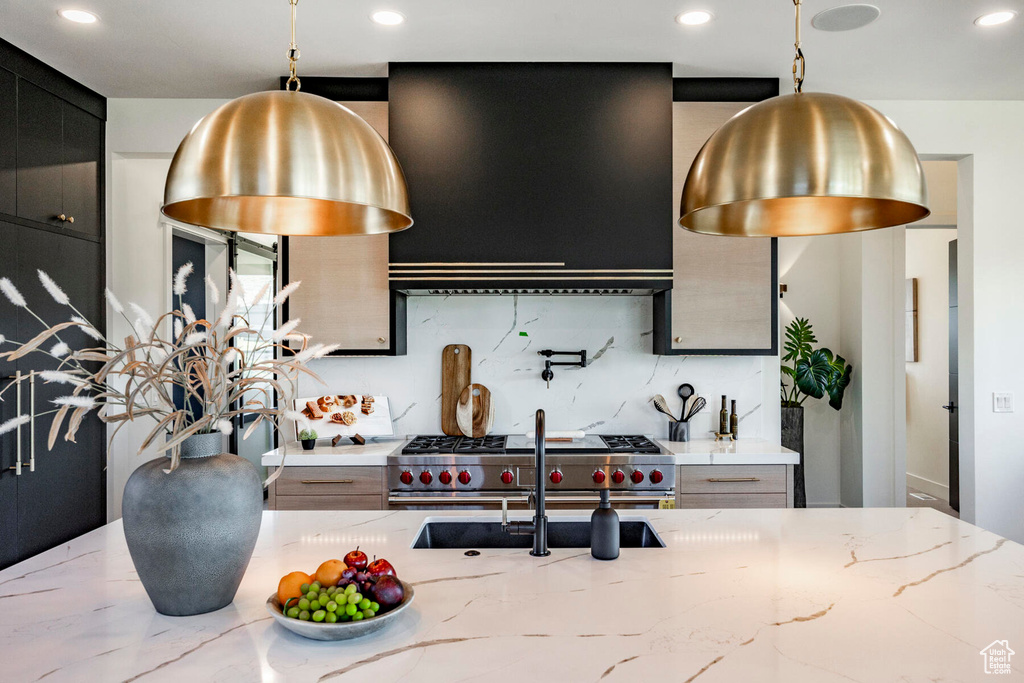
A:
[371,10,405,26]
[58,8,98,24]
[974,10,1017,26]
[676,10,713,26]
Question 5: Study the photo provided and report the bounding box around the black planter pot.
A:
[301,439,316,451]
[781,405,806,508]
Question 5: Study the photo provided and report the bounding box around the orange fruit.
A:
[277,571,313,606]
[315,559,348,587]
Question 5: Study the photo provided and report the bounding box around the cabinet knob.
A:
[377,337,386,344]
[58,214,66,221]
[674,337,683,343]
[67,216,74,223]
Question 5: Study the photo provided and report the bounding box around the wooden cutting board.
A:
[441,344,472,436]
[456,384,494,438]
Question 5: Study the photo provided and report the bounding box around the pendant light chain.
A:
[285,0,302,91]
[792,0,805,93]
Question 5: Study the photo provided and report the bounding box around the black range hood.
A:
[387,63,673,294]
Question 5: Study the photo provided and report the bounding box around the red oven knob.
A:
[458,470,472,485]
[549,470,563,484]
[650,469,664,484]
[630,470,645,484]
[592,470,606,484]
[419,471,433,485]
[439,471,453,485]
[500,470,514,485]
[400,471,413,485]
[611,470,625,484]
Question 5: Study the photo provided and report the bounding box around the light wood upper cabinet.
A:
[658,102,777,355]
[285,101,403,354]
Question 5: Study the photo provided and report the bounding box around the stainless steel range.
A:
[387,434,676,510]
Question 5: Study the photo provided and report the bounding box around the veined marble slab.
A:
[1,509,1021,682]
[654,437,801,465]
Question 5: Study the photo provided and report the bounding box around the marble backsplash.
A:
[302,295,779,441]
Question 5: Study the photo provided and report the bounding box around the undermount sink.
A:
[411,516,666,549]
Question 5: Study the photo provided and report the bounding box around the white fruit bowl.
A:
[266,579,415,641]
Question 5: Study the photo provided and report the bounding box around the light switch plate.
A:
[993,392,1014,413]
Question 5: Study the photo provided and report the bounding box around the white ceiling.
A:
[1,0,1022,100]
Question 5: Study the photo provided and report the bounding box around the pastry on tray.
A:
[305,401,323,420]
[341,411,357,425]
[341,395,358,408]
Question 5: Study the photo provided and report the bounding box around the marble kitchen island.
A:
[2,509,1021,682]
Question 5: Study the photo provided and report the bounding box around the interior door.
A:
[947,240,959,511]
[0,69,16,217]
[14,227,106,559]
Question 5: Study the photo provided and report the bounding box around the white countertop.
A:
[653,437,801,465]
[2,508,1021,682]
[263,437,797,467]
[261,439,410,466]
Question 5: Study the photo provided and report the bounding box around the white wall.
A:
[778,236,842,507]
[906,228,957,499]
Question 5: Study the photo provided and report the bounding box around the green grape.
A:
[370,602,380,612]
[345,603,358,616]
[298,598,310,611]
[326,586,337,596]
[358,598,371,610]
[347,593,362,605]
[338,612,351,621]
[325,601,338,613]
[312,610,326,622]
[325,612,338,623]
[344,584,357,595]
[299,610,311,621]
[306,590,318,601]
[362,608,374,619]
[310,599,321,611]
[300,583,310,593]
[310,582,321,592]
[286,607,300,619]
[352,612,364,621]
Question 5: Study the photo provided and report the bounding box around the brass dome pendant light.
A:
[679,0,929,237]
[162,0,412,236]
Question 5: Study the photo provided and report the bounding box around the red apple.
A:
[371,575,404,609]
[366,557,396,579]
[344,547,368,571]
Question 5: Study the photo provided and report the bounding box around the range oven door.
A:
[387,490,674,511]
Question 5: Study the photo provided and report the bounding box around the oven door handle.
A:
[542,494,674,504]
[388,495,531,505]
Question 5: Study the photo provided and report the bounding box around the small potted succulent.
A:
[299,428,318,450]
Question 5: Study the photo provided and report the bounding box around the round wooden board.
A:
[456,383,494,438]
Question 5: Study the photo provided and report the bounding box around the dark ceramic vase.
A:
[301,438,316,451]
[121,433,263,616]
[781,405,806,508]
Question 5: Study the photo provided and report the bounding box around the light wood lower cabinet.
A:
[268,466,385,510]
[675,465,793,508]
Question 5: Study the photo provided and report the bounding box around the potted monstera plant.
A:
[780,317,853,508]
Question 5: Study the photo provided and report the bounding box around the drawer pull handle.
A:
[707,477,760,483]
[300,479,355,484]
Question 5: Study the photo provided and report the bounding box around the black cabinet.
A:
[14,79,102,238]
[0,221,106,568]
[12,226,105,558]
[1,39,106,569]
[0,68,15,217]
